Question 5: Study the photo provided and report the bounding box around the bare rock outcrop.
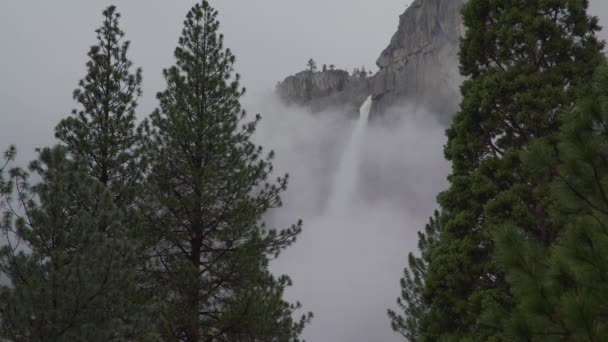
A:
[276,0,465,121]
[371,0,465,120]
[276,70,371,115]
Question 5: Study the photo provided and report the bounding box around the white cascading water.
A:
[256,91,449,342]
[327,95,373,213]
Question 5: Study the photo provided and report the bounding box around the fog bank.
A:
[248,93,449,342]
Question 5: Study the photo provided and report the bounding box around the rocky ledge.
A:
[276,69,371,115]
[276,0,465,121]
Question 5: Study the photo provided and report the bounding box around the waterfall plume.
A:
[327,96,373,213]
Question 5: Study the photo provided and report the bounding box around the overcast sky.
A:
[1,1,607,161]
[1,1,607,341]
[0,0,411,166]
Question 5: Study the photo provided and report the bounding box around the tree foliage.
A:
[55,5,145,210]
[54,2,157,311]
[388,211,441,341]
[0,146,16,195]
[306,58,317,72]
[495,61,608,341]
[1,3,311,341]
[0,147,158,342]
[0,7,160,340]
[393,1,604,340]
[144,1,310,340]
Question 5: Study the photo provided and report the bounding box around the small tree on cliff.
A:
[145,1,310,340]
[307,58,317,72]
[359,65,367,78]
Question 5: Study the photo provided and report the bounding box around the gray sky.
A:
[1,1,608,341]
[0,0,410,165]
[1,1,607,161]
[591,0,608,41]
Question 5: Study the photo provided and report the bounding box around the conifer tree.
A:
[359,65,367,78]
[55,5,145,210]
[307,58,317,72]
[0,146,15,194]
[396,1,604,340]
[144,2,310,340]
[388,211,440,341]
[52,5,159,323]
[0,147,158,341]
[495,62,608,341]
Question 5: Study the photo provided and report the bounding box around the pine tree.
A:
[388,211,441,341]
[55,5,145,210]
[144,2,310,340]
[52,5,159,325]
[398,1,604,340]
[0,147,159,341]
[495,61,608,341]
[0,145,15,194]
[306,58,317,72]
[359,65,367,78]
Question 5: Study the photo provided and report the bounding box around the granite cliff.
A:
[276,69,371,115]
[276,0,465,120]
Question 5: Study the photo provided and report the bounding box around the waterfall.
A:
[327,96,373,213]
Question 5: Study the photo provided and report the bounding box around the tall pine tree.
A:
[0,147,159,341]
[394,1,604,340]
[53,4,160,322]
[144,1,310,340]
[55,5,145,211]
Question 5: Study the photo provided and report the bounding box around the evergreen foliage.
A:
[0,146,15,195]
[388,211,441,341]
[52,3,160,326]
[55,5,145,210]
[495,62,608,341]
[392,1,604,340]
[351,67,369,78]
[0,147,158,341]
[307,58,317,72]
[144,1,310,340]
[359,66,367,78]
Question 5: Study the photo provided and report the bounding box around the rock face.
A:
[372,0,465,120]
[276,70,371,115]
[276,0,465,120]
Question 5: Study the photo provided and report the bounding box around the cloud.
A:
[247,93,449,342]
[2,0,606,338]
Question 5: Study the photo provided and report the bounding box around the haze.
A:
[1,1,607,341]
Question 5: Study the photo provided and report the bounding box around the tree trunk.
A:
[187,227,202,342]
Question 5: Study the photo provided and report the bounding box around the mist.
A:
[2,0,607,340]
[246,93,449,342]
